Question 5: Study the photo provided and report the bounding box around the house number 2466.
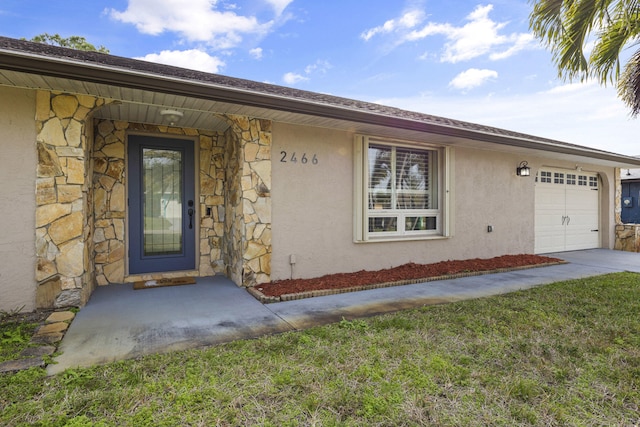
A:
[280,151,318,165]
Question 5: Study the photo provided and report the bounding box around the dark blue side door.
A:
[622,181,640,224]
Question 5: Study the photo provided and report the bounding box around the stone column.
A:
[35,91,106,308]
[614,168,625,251]
[223,115,272,287]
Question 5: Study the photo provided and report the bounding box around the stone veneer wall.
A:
[615,224,640,252]
[615,168,622,225]
[92,120,227,284]
[223,116,272,287]
[35,91,107,308]
[34,97,272,308]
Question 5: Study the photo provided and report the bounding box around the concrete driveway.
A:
[47,249,640,375]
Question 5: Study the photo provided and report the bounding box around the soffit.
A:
[1,66,639,169]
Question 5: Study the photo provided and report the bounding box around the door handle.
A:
[188,208,194,229]
[187,200,194,229]
[566,216,570,225]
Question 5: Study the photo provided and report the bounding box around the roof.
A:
[1,35,639,168]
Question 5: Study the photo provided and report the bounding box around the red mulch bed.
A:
[255,254,564,298]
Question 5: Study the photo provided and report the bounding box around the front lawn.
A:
[1,273,639,426]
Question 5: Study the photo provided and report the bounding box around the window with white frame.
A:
[354,135,449,241]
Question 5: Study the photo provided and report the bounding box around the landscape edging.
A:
[247,261,568,304]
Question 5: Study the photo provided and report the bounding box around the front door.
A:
[128,135,196,274]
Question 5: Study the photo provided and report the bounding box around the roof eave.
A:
[2,47,640,167]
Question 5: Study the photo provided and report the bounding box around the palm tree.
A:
[529,0,640,116]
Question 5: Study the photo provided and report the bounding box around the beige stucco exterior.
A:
[0,86,37,311]
[0,84,623,312]
[270,122,617,281]
[0,86,274,312]
[0,88,622,313]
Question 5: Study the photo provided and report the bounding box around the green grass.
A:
[0,321,40,363]
[1,272,639,426]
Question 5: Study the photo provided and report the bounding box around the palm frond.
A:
[557,0,610,80]
[618,46,640,116]
[530,0,640,118]
[592,21,630,82]
[529,0,567,43]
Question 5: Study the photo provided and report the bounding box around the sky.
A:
[0,0,637,155]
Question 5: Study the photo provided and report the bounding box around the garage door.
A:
[535,168,600,253]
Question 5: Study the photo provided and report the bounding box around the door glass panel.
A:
[143,148,183,256]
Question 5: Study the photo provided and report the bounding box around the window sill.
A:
[354,235,451,243]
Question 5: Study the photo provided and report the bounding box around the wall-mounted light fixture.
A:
[160,109,184,126]
[516,160,530,177]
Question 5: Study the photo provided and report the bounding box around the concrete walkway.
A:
[47,249,640,375]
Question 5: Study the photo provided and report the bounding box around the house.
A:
[2,36,639,312]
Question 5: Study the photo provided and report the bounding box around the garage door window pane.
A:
[540,171,551,183]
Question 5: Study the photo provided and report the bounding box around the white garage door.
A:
[535,168,600,253]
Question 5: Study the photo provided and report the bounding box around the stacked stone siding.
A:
[93,120,127,285]
[35,91,107,308]
[34,91,272,308]
[92,121,228,284]
[615,224,640,252]
[223,116,272,287]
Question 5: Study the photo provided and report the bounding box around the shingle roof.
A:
[0,35,637,164]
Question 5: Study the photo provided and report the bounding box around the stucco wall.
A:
[271,122,615,281]
[0,86,36,312]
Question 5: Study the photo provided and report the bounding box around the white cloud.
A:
[304,60,332,75]
[361,9,425,41]
[490,33,536,60]
[249,47,263,59]
[136,49,225,73]
[283,60,332,85]
[109,0,280,49]
[283,72,308,84]
[375,83,638,156]
[364,4,536,63]
[449,68,498,90]
[265,0,293,15]
[435,5,532,63]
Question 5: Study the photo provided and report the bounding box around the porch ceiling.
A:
[3,67,409,135]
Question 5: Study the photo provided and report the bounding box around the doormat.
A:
[133,277,196,290]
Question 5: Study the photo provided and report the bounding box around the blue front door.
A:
[128,135,196,274]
